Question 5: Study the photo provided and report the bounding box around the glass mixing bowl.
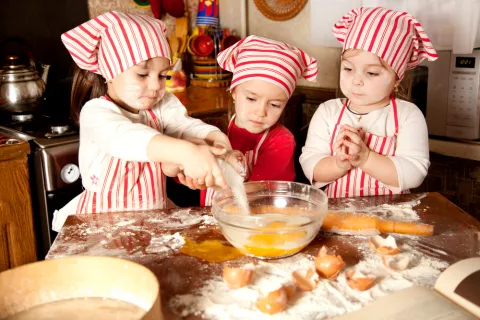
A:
[212,181,328,259]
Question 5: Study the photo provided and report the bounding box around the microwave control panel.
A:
[446,51,480,140]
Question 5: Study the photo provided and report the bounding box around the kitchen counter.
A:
[429,137,480,161]
[46,192,480,319]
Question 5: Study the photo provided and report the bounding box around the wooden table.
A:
[46,193,480,319]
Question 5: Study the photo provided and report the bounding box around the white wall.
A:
[219,0,341,89]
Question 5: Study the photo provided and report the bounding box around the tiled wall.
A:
[411,152,480,220]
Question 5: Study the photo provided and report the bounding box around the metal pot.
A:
[0,55,50,113]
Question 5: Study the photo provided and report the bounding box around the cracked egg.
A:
[369,235,400,255]
[346,270,376,291]
[382,254,410,272]
[314,245,345,279]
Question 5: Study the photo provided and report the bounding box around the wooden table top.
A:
[46,192,480,319]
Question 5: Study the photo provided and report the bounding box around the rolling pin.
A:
[322,211,434,236]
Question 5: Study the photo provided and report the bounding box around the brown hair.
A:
[70,65,107,128]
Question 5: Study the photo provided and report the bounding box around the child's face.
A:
[108,57,170,112]
[232,80,288,134]
[340,50,399,107]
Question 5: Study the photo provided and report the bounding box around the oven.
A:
[31,136,82,258]
[0,114,83,259]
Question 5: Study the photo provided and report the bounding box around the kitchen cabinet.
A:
[0,141,37,271]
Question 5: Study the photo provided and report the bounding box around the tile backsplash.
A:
[411,152,480,220]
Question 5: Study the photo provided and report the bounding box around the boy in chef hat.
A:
[200,35,318,206]
[53,11,231,231]
[300,7,437,198]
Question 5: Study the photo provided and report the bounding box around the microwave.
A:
[413,50,480,140]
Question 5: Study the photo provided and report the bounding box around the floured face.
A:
[340,50,399,109]
[107,57,170,113]
[232,80,288,134]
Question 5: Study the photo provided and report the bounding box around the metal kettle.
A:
[0,55,50,113]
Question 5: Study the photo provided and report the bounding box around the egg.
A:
[314,245,345,279]
[369,235,400,255]
[255,287,288,315]
[222,265,254,289]
[346,270,376,291]
[292,268,319,291]
[382,253,410,272]
[282,281,296,299]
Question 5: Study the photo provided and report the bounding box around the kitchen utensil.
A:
[162,0,185,18]
[212,181,328,259]
[169,35,179,57]
[193,32,214,57]
[322,211,434,236]
[221,29,240,51]
[253,0,308,21]
[0,55,50,113]
[193,57,229,80]
[175,16,189,54]
[0,256,162,319]
[150,0,162,19]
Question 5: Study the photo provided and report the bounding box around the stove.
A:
[0,111,82,259]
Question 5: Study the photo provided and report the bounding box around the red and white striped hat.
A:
[332,7,437,79]
[61,11,170,81]
[217,35,318,97]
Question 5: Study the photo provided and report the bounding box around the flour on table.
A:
[331,198,423,222]
[170,239,448,320]
[144,209,215,228]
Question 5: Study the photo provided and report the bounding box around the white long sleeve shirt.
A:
[300,98,430,192]
[78,92,220,191]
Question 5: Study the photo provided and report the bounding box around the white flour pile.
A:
[170,239,449,320]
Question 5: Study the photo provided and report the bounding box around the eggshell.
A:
[369,235,400,255]
[255,287,288,314]
[382,254,410,272]
[222,265,253,289]
[346,270,376,291]
[282,281,296,299]
[315,246,345,279]
[292,268,319,291]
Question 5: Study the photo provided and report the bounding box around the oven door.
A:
[31,141,83,259]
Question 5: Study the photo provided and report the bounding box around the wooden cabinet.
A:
[0,141,37,271]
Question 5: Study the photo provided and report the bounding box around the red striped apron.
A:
[75,109,166,214]
[203,115,269,206]
[325,97,407,198]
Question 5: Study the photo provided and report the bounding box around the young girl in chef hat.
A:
[300,7,437,198]
[52,11,231,231]
[201,35,318,206]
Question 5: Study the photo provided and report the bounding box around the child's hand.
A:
[341,125,370,168]
[177,172,207,190]
[333,129,352,171]
[181,144,226,188]
[162,162,182,177]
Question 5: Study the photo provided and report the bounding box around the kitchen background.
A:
[1,0,480,220]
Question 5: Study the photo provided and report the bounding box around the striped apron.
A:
[202,116,269,206]
[325,97,407,198]
[76,109,166,214]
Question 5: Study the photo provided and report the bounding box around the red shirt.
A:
[200,122,296,205]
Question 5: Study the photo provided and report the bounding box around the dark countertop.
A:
[46,192,480,319]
